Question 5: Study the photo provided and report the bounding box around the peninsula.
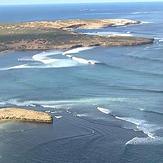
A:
[0,108,53,123]
[0,19,154,52]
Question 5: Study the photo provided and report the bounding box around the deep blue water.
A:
[0,2,163,163]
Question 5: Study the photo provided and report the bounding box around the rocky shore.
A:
[2,19,140,30]
[0,108,53,123]
[0,19,154,52]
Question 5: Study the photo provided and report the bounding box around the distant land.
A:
[0,19,154,52]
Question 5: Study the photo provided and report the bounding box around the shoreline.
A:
[0,19,154,53]
[0,38,154,54]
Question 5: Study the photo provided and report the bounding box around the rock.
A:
[5,19,140,30]
[0,108,53,123]
[0,19,153,52]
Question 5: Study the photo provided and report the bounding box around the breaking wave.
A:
[63,47,94,55]
[126,136,163,145]
[63,47,101,65]
[97,107,111,114]
[0,97,130,108]
[115,116,161,139]
[0,51,81,70]
[155,37,163,42]
[84,31,134,37]
[131,11,159,15]
[0,47,102,70]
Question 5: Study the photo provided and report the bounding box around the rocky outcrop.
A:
[0,19,153,52]
[0,108,53,123]
[2,19,140,30]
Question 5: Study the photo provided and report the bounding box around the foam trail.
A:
[1,49,100,70]
[18,58,34,62]
[115,116,160,139]
[71,56,100,65]
[41,104,72,109]
[4,97,130,108]
[97,107,111,114]
[32,50,80,68]
[138,107,145,111]
[126,136,163,145]
[54,116,62,119]
[76,113,88,117]
[63,47,101,65]
[132,11,151,14]
[0,62,80,70]
[32,51,63,64]
[0,64,28,70]
[63,47,94,55]
[0,51,81,70]
[84,32,133,37]
[155,37,163,42]
[0,48,100,70]
[141,21,153,24]
[33,51,61,60]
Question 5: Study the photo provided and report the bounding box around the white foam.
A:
[1,49,101,70]
[71,56,99,65]
[63,47,94,55]
[66,55,72,58]
[18,58,34,62]
[45,110,51,113]
[97,107,111,114]
[132,11,150,15]
[32,51,60,61]
[0,101,7,106]
[126,136,163,145]
[4,97,130,108]
[43,105,57,109]
[54,115,62,119]
[155,38,163,42]
[63,47,101,65]
[32,51,81,67]
[84,31,133,37]
[141,21,153,24]
[109,33,133,37]
[32,51,60,63]
[1,97,130,117]
[0,64,28,70]
[1,57,80,71]
[28,104,36,107]
[132,11,159,15]
[138,107,145,111]
[115,116,161,139]
[51,111,58,114]
[76,113,88,117]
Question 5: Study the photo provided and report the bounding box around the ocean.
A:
[0,2,163,163]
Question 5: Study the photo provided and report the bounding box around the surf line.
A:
[62,47,100,65]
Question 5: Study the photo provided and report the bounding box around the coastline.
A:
[0,19,154,53]
[0,3,163,163]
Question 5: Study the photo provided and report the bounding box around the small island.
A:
[0,19,154,52]
[0,108,53,123]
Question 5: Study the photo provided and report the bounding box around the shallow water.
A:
[0,2,163,163]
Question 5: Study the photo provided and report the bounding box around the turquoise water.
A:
[0,2,163,163]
